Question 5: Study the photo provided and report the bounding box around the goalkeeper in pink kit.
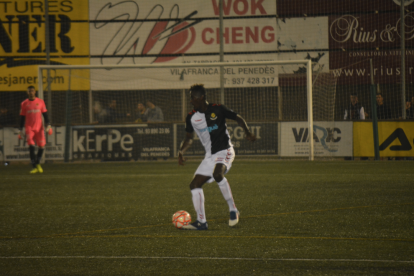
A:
[19,86,52,174]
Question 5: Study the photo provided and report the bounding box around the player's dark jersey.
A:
[185,103,238,156]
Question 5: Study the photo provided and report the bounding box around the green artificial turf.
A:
[0,160,413,275]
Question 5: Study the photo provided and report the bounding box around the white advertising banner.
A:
[280,122,353,157]
[3,127,66,161]
[88,0,278,89]
[277,17,329,74]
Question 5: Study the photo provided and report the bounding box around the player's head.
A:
[189,84,207,111]
[189,84,206,99]
[350,93,358,105]
[27,85,36,100]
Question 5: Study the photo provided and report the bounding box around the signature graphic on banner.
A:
[330,13,414,44]
[393,0,414,6]
[94,2,201,64]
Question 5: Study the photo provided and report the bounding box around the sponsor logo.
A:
[292,125,341,152]
[195,119,202,122]
[379,128,412,151]
[210,113,218,120]
[329,13,414,45]
[73,129,133,152]
[200,124,218,133]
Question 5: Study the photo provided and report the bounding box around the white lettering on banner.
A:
[330,13,414,44]
[227,126,261,140]
[73,129,133,152]
[73,130,85,152]
[142,147,170,152]
[96,134,107,151]
[137,128,170,134]
[332,66,414,78]
[86,130,95,152]
[108,130,121,151]
[120,134,133,151]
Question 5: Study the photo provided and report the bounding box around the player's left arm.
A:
[234,114,256,142]
[40,100,52,134]
[42,111,52,135]
[222,105,256,142]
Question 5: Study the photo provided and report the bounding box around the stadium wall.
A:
[2,121,414,161]
[1,0,414,161]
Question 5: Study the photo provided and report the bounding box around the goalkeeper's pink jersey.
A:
[20,98,47,131]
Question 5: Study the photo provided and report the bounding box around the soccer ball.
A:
[172,210,191,229]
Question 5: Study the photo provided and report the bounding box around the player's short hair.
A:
[350,93,358,97]
[190,84,206,98]
[27,85,35,90]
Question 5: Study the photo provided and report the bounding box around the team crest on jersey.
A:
[210,113,217,120]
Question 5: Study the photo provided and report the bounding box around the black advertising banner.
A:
[72,124,173,161]
[71,122,277,161]
[176,122,278,156]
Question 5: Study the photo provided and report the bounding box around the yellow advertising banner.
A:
[354,122,414,157]
[0,0,90,91]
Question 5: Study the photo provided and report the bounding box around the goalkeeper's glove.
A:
[46,125,53,135]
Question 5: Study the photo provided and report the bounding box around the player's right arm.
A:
[18,115,25,139]
[178,114,195,166]
[178,132,194,166]
[18,102,26,139]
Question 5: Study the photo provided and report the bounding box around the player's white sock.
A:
[191,188,207,223]
[217,177,237,212]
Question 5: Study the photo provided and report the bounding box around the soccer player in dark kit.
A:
[178,84,256,230]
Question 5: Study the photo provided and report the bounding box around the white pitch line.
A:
[0,256,413,263]
[4,173,414,179]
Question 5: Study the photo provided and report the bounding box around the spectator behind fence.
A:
[344,93,365,120]
[99,99,130,124]
[0,107,15,126]
[145,101,164,122]
[135,102,147,123]
[344,93,367,160]
[406,96,414,119]
[376,93,392,120]
[93,101,107,124]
